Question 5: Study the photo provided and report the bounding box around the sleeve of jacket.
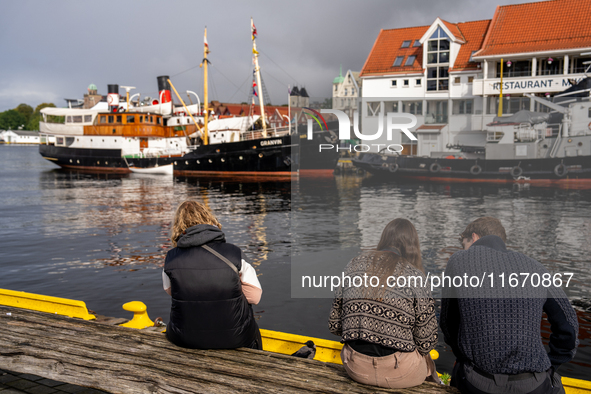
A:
[440,255,463,360]
[328,284,343,337]
[544,286,579,368]
[413,293,438,356]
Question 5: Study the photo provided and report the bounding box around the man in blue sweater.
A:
[440,217,578,394]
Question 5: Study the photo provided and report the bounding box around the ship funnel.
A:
[107,84,120,112]
[157,76,172,104]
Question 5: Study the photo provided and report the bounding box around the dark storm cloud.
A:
[0,0,544,111]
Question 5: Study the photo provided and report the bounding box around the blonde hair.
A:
[171,200,221,247]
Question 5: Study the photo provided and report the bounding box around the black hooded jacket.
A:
[164,224,258,349]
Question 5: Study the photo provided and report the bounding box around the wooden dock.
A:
[0,305,458,394]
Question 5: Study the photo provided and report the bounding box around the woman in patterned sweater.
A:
[329,218,439,389]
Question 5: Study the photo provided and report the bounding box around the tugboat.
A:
[353,79,591,183]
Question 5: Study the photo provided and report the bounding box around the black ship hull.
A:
[39,144,178,173]
[353,153,591,184]
[175,130,339,178]
[40,130,338,176]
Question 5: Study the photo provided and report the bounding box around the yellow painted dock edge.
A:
[0,291,588,392]
[0,289,95,320]
[563,376,591,394]
[261,328,344,364]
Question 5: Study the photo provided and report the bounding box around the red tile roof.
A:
[451,20,491,71]
[476,0,591,57]
[441,19,465,42]
[360,26,428,77]
[360,20,489,77]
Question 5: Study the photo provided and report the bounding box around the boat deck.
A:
[0,306,457,394]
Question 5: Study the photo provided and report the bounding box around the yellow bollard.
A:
[120,301,153,329]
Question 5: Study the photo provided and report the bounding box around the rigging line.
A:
[259,69,287,89]
[170,64,202,78]
[210,63,242,90]
[210,68,219,102]
[228,74,252,102]
[259,50,299,85]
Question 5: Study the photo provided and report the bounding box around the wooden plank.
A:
[0,306,458,394]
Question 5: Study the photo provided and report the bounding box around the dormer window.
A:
[401,40,411,48]
[413,40,421,47]
[405,56,416,66]
[393,56,404,67]
[426,26,450,91]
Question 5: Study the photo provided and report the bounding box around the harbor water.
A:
[1,145,590,380]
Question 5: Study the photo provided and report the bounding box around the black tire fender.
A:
[511,166,523,177]
[389,163,399,173]
[430,162,441,173]
[470,164,482,175]
[554,163,568,177]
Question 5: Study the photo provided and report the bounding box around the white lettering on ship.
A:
[260,139,283,146]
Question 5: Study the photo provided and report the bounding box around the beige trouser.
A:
[341,343,438,389]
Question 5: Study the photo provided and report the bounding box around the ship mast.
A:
[200,27,210,145]
[251,17,267,138]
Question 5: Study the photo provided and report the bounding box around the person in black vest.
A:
[440,217,578,394]
[162,200,263,349]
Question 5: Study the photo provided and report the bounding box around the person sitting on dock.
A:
[440,217,578,394]
[329,218,439,389]
[162,200,263,350]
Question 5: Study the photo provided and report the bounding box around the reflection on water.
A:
[1,146,590,379]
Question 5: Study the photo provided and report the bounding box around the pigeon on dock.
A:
[291,340,316,359]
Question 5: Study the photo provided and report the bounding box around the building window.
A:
[391,80,397,87]
[385,101,399,113]
[108,116,114,123]
[469,50,478,62]
[426,26,450,91]
[426,100,448,124]
[351,88,355,95]
[468,76,474,83]
[453,99,473,114]
[413,40,421,47]
[344,88,347,96]
[416,79,421,86]
[405,55,416,66]
[497,60,531,77]
[588,107,591,118]
[487,96,530,115]
[127,116,135,123]
[403,79,409,87]
[393,56,404,67]
[573,57,591,73]
[402,101,422,115]
[538,58,563,76]
[84,115,92,123]
[401,40,411,48]
[454,77,461,84]
[367,102,381,117]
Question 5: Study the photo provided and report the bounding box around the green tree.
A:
[26,103,56,131]
[15,103,34,124]
[0,110,26,130]
[35,102,56,113]
[26,113,42,131]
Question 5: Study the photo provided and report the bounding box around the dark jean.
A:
[451,361,565,394]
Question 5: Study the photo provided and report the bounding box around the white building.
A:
[332,66,361,118]
[0,130,40,144]
[360,0,591,157]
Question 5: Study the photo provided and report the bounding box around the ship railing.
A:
[240,126,291,141]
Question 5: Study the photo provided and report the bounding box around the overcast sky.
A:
[0,0,544,111]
